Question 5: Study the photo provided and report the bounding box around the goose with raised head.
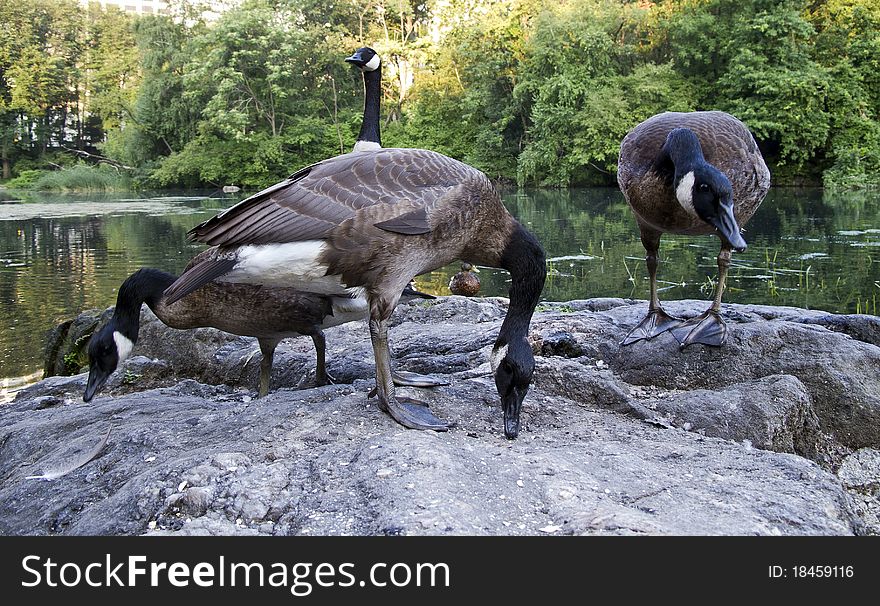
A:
[164,148,547,438]
[85,46,429,402]
[83,255,436,402]
[617,111,770,348]
[344,46,382,152]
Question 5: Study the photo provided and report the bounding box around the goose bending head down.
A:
[164,148,547,438]
[617,111,770,348]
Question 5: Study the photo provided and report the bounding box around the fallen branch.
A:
[60,145,135,171]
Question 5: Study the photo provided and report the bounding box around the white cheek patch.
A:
[113,331,135,364]
[675,171,697,217]
[490,344,509,373]
[364,54,381,71]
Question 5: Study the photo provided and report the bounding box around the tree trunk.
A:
[2,142,10,180]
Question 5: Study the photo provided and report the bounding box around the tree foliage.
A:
[0,0,877,189]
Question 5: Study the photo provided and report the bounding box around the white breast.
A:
[352,140,381,152]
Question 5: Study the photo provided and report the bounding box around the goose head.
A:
[345,46,381,72]
[666,128,747,251]
[676,166,746,251]
[83,320,136,402]
[491,337,535,439]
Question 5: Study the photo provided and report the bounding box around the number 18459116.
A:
[769,565,854,578]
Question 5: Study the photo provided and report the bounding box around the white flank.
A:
[675,171,697,216]
[322,289,370,329]
[490,343,510,373]
[364,54,381,71]
[220,241,349,295]
[113,331,135,363]
[352,140,381,152]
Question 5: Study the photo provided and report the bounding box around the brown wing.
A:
[190,148,481,247]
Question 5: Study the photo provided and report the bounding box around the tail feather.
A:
[164,258,237,304]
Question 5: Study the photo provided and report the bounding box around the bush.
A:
[5,170,47,188]
[31,164,133,192]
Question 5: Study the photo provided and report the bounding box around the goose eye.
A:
[699,183,709,191]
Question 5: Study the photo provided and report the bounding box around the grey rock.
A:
[4,297,877,536]
[598,301,880,450]
[837,448,880,535]
[43,308,113,377]
[795,314,880,348]
[646,375,823,459]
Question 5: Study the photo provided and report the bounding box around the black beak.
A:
[502,386,527,439]
[345,51,364,66]
[711,201,747,252]
[83,368,109,402]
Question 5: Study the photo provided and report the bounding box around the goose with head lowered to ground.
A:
[164,149,547,438]
[83,253,437,402]
[617,111,770,348]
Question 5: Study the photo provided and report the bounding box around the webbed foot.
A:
[368,371,450,398]
[392,370,450,388]
[621,308,683,346]
[315,370,337,387]
[379,395,452,432]
[670,310,728,348]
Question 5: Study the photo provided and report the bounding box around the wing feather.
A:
[189,148,484,248]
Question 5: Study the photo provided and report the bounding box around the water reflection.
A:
[0,187,877,380]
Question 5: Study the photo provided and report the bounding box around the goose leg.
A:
[622,229,682,345]
[310,331,335,386]
[257,337,281,398]
[369,316,450,431]
[671,246,732,348]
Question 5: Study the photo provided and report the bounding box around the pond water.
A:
[1,186,878,384]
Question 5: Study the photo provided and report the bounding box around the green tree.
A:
[515,1,694,185]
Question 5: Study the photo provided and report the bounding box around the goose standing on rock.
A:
[83,253,436,402]
[164,150,547,438]
[84,47,442,402]
[617,111,770,348]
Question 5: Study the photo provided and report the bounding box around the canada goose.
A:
[83,254,437,402]
[617,111,770,347]
[85,47,414,402]
[164,149,547,438]
[345,46,382,151]
[449,262,481,296]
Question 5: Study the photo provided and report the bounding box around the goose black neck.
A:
[662,128,706,176]
[357,67,382,145]
[498,223,546,342]
[112,268,176,337]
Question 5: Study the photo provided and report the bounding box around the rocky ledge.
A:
[2,297,879,536]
